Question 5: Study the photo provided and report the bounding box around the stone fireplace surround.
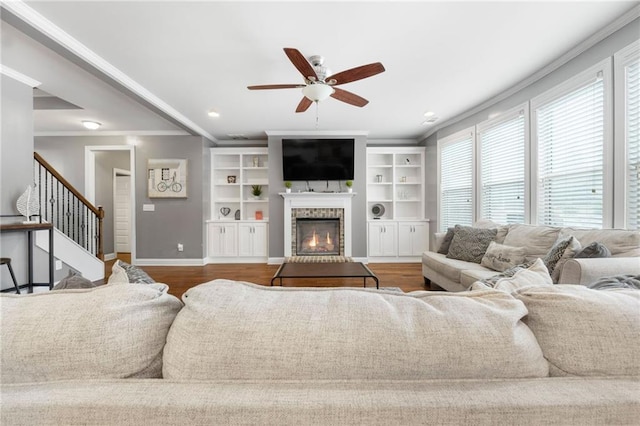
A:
[293,210,343,256]
[281,193,354,258]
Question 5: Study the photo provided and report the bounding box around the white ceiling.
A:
[2,1,638,142]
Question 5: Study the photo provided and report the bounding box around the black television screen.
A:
[282,138,355,181]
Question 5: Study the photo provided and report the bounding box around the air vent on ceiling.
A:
[228,134,249,140]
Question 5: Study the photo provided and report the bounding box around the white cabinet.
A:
[366,147,425,221]
[238,223,268,257]
[366,147,428,262]
[207,223,237,257]
[398,221,429,256]
[208,148,269,262]
[368,222,398,257]
[211,148,269,222]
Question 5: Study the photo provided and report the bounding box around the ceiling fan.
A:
[247,48,385,113]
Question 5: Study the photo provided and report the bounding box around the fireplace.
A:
[282,192,354,258]
[296,218,340,256]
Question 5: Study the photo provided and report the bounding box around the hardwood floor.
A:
[105,255,431,298]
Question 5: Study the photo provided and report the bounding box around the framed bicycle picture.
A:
[147,158,187,198]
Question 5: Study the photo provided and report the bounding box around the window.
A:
[615,42,640,229]
[532,59,611,228]
[477,105,527,224]
[438,129,474,231]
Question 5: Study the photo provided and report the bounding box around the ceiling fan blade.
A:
[247,84,305,90]
[284,48,318,81]
[331,88,369,107]
[327,62,385,86]
[295,97,313,113]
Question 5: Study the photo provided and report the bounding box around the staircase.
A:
[33,152,105,281]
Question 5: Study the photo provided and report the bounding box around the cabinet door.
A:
[398,222,428,256]
[208,224,237,257]
[368,222,397,257]
[238,223,268,257]
[251,223,268,257]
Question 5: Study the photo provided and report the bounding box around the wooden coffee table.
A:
[271,261,379,289]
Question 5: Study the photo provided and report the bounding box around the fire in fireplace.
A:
[296,218,340,256]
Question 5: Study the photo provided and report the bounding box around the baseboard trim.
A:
[135,258,206,266]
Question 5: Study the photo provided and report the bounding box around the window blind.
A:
[440,135,473,231]
[536,75,605,228]
[479,113,525,224]
[626,58,639,229]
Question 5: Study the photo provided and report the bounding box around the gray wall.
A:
[423,17,640,234]
[0,75,35,290]
[35,135,211,261]
[267,134,368,258]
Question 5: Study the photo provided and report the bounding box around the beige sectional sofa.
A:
[2,279,639,425]
[423,221,640,292]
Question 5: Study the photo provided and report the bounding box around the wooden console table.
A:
[0,222,54,292]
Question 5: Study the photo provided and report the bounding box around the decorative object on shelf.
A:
[345,180,353,193]
[375,174,383,183]
[219,207,231,217]
[16,184,39,223]
[405,158,411,165]
[400,176,407,183]
[147,159,187,198]
[371,203,385,218]
[284,181,292,193]
[252,157,260,167]
[255,210,263,220]
[251,185,263,199]
[234,209,241,220]
[227,175,236,184]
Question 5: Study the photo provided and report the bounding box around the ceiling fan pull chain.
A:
[315,101,319,129]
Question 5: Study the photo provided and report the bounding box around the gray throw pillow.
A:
[446,225,497,264]
[52,270,96,290]
[575,242,611,258]
[437,227,455,254]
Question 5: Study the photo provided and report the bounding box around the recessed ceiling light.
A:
[423,111,435,118]
[82,120,101,130]
[208,109,220,118]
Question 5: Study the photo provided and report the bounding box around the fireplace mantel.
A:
[281,192,354,258]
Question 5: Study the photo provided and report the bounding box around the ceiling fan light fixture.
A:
[82,120,101,130]
[302,83,335,102]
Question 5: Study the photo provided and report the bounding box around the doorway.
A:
[85,145,136,263]
[114,168,132,258]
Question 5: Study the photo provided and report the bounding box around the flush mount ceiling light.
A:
[423,111,435,118]
[302,83,335,102]
[82,120,101,130]
[208,109,220,118]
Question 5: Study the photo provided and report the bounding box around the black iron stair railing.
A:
[34,152,104,260]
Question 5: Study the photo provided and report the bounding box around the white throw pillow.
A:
[480,241,527,272]
[514,285,640,377]
[492,258,553,292]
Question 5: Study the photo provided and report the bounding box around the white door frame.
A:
[85,145,136,263]
[113,168,132,256]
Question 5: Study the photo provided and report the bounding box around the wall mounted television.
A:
[282,138,355,181]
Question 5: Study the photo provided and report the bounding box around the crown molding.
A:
[420,4,640,142]
[265,130,369,137]
[0,64,41,87]
[34,130,191,137]
[2,0,217,142]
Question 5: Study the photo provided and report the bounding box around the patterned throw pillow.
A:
[108,260,156,284]
[542,236,575,277]
[437,227,455,254]
[480,241,527,272]
[474,261,533,289]
[446,225,497,264]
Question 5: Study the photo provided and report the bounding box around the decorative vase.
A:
[286,188,291,193]
[347,187,352,193]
